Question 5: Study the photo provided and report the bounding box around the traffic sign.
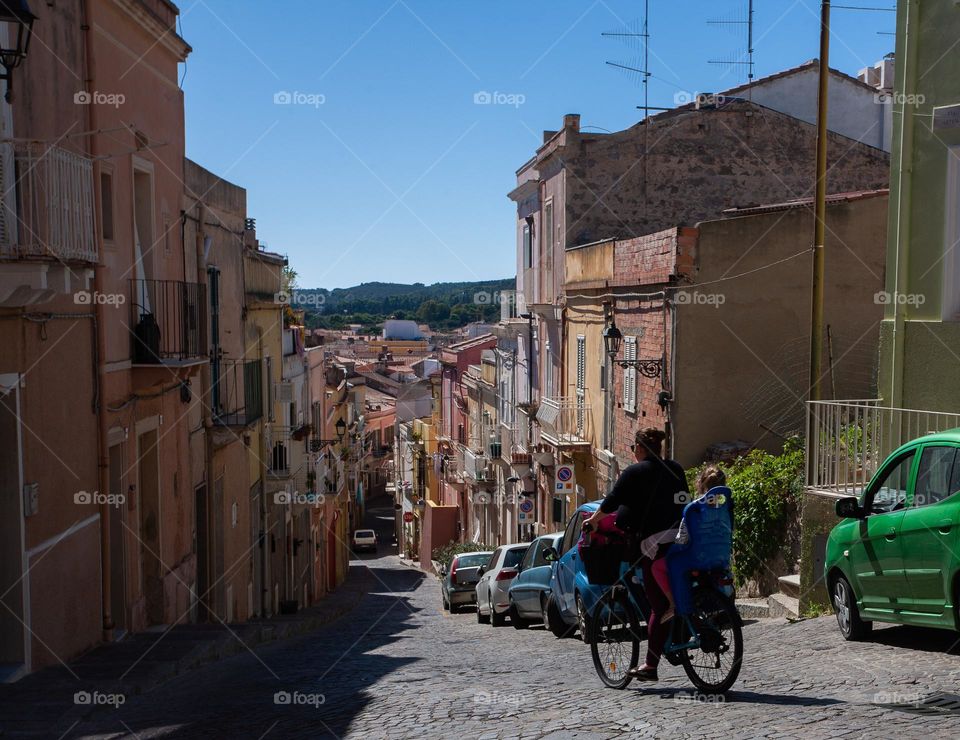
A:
[519,499,534,513]
[555,465,576,494]
[403,511,414,523]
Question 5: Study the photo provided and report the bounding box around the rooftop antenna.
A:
[708,0,755,92]
[603,1,670,118]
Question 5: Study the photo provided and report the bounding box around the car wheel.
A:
[491,598,506,627]
[545,593,574,639]
[442,593,450,612]
[576,593,591,643]
[510,601,529,630]
[832,574,871,641]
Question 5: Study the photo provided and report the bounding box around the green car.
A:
[825,430,960,640]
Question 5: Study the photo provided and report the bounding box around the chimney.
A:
[563,113,580,133]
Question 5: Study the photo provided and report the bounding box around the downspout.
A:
[888,0,919,408]
[82,0,113,641]
[256,324,268,615]
[195,202,214,620]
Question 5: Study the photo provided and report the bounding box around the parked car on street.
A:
[352,529,378,553]
[475,543,530,626]
[542,502,649,641]
[439,551,493,612]
[827,430,960,640]
[507,534,561,629]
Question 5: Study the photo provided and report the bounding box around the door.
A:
[899,444,960,616]
[137,429,163,625]
[108,444,126,633]
[556,508,588,615]
[195,484,210,621]
[0,382,25,673]
[511,539,540,614]
[849,450,915,613]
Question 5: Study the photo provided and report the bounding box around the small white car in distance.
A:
[352,529,377,553]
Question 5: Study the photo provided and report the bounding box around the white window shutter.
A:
[623,337,637,413]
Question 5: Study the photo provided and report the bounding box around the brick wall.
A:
[563,101,889,249]
[613,227,698,286]
[611,297,673,465]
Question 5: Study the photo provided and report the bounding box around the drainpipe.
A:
[888,0,919,409]
[82,0,113,641]
[196,202,214,620]
[253,323,269,616]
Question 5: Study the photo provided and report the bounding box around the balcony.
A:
[129,279,207,365]
[806,400,960,496]
[536,396,592,448]
[0,142,97,264]
[212,359,263,428]
[268,425,308,479]
[462,447,490,482]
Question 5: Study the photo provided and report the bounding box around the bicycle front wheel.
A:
[678,588,743,694]
[589,589,642,689]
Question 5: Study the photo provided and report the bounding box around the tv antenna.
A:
[602,1,671,118]
[707,0,755,89]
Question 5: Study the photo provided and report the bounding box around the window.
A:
[867,452,915,514]
[100,172,114,241]
[519,542,538,571]
[533,537,555,567]
[504,546,527,568]
[522,219,533,269]
[576,335,586,434]
[560,509,587,554]
[623,336,637,413]
[487,548,502,569]
[914,446,960,507]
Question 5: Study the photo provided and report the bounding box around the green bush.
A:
[686,437,804,587]
[432,541,492,568]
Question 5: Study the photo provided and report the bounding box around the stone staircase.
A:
[735,573,801,620]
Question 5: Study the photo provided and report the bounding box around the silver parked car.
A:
[475,543,530,627]
[440,551,493,612]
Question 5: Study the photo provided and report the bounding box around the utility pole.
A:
[809,0,831,401]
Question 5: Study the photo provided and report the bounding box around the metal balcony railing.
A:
[129,279,207,363]
[267,425,309,478]
[536,396,592,447]
[806,400,960,496]
[212,359,263,427]
[0,141,97,263]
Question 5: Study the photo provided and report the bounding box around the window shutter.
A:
[623,336,637,413]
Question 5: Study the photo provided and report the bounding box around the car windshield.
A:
[355,530,375,537]
[503,547,527,568]
[456,553,489,567]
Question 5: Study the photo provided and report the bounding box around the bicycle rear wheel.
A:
[589,588,642,689]
[678,587,743,694]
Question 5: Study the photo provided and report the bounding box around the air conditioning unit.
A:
[464,449,488,481]
[275,382,293,403]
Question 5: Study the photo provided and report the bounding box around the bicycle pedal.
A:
[663,650,683,667]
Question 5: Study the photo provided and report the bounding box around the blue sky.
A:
[180,1,894,289]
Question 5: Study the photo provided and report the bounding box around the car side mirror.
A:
[477,566,485,577]
[542,547,559,563]
[836,497,864,519]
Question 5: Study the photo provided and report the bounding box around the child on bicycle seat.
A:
[668,466,734,616]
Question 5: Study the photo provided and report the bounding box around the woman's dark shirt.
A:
[598,457,689,540]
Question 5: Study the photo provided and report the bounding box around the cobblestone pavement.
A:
[9,503,960,739]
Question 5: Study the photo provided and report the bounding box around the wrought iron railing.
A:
[129,279,207,362]
[212,359,263,426]
[806,400,960,496]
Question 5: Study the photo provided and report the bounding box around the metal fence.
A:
[129,279,207,362]
[806,399,960,495]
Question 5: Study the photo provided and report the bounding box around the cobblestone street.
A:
[2,500,958,739]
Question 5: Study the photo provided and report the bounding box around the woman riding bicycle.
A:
[582,427,688,682]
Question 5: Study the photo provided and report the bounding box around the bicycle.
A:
[588,564,743,693]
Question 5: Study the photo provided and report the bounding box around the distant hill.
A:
[294,278,515,331]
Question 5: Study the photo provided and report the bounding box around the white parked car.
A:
[352,529,377,553]
[475,543,530,626]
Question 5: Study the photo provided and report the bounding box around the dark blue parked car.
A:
[507,534,561,629]
[542,502,648,641]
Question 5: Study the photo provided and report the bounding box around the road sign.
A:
[403,511,414,523]
[519,497,535,522]
[555,465,576,495]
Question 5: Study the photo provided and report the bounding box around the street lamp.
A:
[603,316,663,378]
[309,417,348,452]
[0,1,36,103]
